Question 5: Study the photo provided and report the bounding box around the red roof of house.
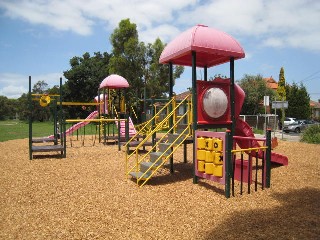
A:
[310,100,320,108]
[174,90,191,101]
[264,76,278,90]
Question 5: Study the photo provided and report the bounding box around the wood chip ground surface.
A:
[1,138,319,239]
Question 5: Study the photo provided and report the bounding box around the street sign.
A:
[264,96,270,106]
[272,101,288,109]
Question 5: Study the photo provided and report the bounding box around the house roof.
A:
[310,100,320,108]
[263,76,278,90]
[174,90,191,101]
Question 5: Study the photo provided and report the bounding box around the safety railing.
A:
[125,94,192,185]
[231,135,270,196]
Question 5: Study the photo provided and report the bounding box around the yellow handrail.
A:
[231,147,267,154]
[124,97,176,147]
[127,109,191,176]
[137,111,190,187]
[125,94,192,179]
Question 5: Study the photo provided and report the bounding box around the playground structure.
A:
[124,24,288,197]
[28,24,289,198]
[28,76,66,160]
[28,73,143,158]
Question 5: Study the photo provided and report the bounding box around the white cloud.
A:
[0,72,64,99]
[0,0,319,50]
[139,24,181,44]
[177,0,320,51]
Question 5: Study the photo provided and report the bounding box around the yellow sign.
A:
[39,95,51,107]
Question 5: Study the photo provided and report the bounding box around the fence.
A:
[239,114,279,131]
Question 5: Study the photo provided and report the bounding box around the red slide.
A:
[235,118,288,166]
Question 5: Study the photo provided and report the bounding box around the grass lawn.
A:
[0,120,109,142]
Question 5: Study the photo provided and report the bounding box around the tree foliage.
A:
[277,67,287,123]
[63,52,110,118]
[143,38,183,98]
[109,19,184,107]
[109,19,145,106]
[0,96,12,120]
[286,82,311,119]
[277,67,286,101]
[29,80,50,121]
[237,74,275,115]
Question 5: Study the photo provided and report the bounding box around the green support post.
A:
[125,113,129,154]
[63,118,67,158]
[192,51,198,184]
[225,130,232,198]
[230,57,236,136]
[143,78,147,123]
[118,115,121,151]
[204,66,207,81]
[265,129,272,188]
[151,98,156,147]
[28,76,32,160]
[53,100,58,145]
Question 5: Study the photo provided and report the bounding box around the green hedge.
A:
[300,125,320,144]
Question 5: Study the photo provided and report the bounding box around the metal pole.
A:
[204,66,207,81]
[225,130,232,198]
[281,102,284,140]
[274,108,277,138]
[192,51,198,184]
[266,129,271,188]
[28,76,32,160]
[230,58,235,136]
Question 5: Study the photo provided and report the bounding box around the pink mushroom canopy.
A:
[159,24,245,67]
[99,74,129,89]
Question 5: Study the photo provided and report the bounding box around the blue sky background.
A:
[0,0,319,101]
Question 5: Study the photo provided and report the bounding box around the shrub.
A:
[300,125,320,144]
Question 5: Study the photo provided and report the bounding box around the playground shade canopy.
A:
[159,24,245,67]
[99,74,129,89]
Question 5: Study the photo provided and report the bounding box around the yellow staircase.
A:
[125,95,192,187]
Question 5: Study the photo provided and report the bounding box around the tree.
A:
[143,38,183,99]
[277,67,287,123]
[286,82,311,119]
[109,19,184,109]
[0,96,11,120]
[63,51,110,118]
[31,80,51,121]
[109,18,146,112]
[237,74,275,115]
[17,93,29,121]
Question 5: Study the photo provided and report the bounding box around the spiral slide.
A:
[235,118,288,166]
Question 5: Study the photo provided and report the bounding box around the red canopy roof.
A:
[159,24,245,67]
[99,74,129,89]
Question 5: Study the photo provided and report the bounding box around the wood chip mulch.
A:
[0,138,319,239]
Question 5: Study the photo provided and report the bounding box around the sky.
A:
[0,0,320,101]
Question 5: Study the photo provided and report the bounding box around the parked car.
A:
[283,119,319,133]
[283,117,296,126]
